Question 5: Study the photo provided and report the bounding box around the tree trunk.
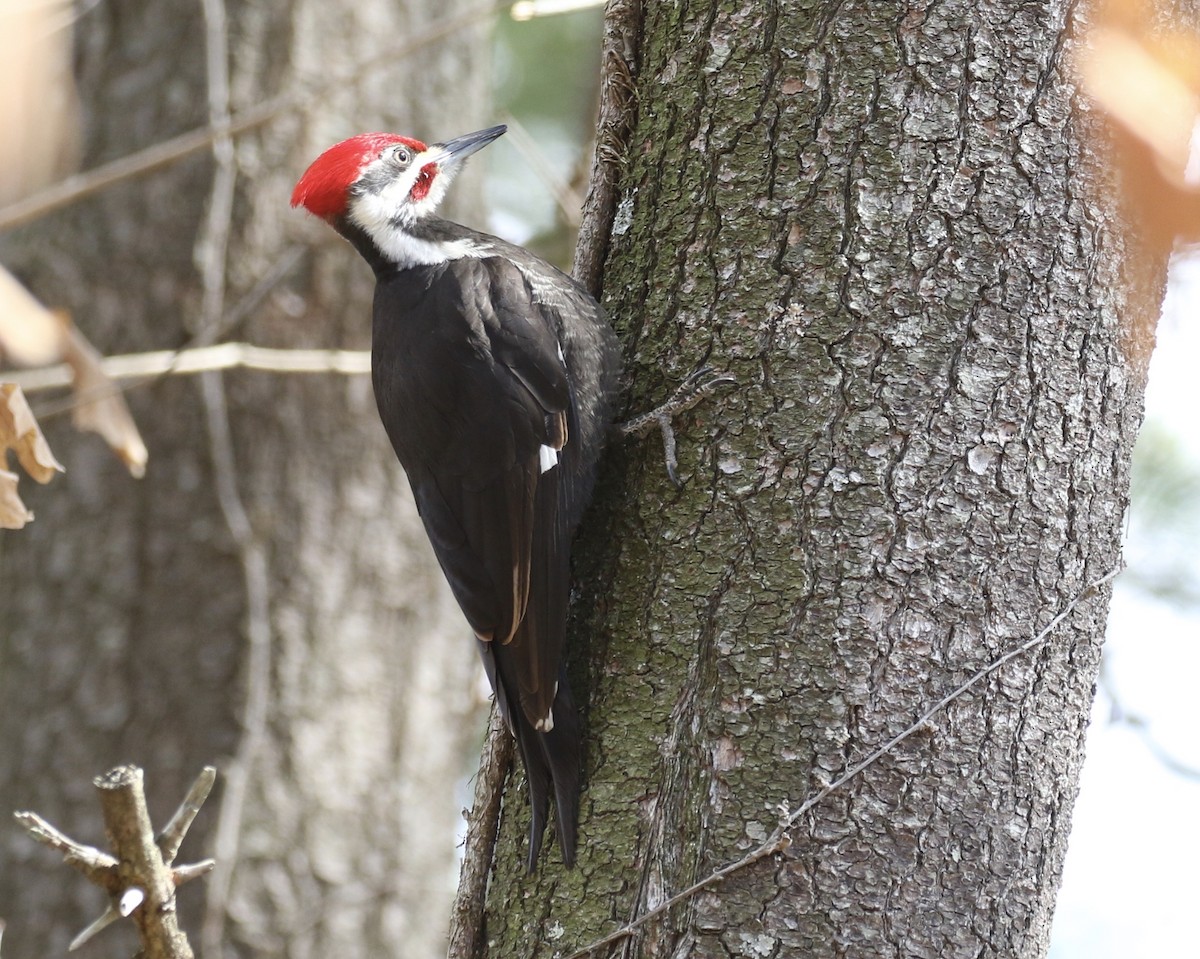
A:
[482,1,1158,956]
[0,2,491,957]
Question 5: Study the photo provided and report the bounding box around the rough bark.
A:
[483,1,1157,957]
[0,1,491,957]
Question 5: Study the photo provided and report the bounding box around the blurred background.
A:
[1049,252,1200,959]
[0,1,1196,956]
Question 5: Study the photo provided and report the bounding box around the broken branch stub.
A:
[13,764,217,958]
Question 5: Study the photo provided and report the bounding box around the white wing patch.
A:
[538,444,559,473]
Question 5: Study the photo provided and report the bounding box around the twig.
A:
[499,112,584,227]
[565,565,1124,958]
[157,766,218,864]
[0,1,514,232]
[214,245,307,342]
[14,765,217,956]
[190,4,275,956]
[11,811,117,884]
[1098,661,1200,780]
[447,709,515,959]
[572,0,642,296]
[0,241,312,449]
[172,860,217,886]
[194,0,237,345]
[195,193,275,959]
[3,343,371,393]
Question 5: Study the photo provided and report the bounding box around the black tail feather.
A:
[536,674,580,867]
[480,641,581,868]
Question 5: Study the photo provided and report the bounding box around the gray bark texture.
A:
[482,1,1158,957]
[0,1,491,957]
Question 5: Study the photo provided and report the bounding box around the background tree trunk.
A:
[483,1,1159,956]
[0,1,492,956]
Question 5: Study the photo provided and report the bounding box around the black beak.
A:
[436,125,507,166]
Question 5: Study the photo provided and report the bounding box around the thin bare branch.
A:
[197,364,274,959]
[0,1,513,232]
[194,0,236,341]
[4,343,371,394]
[12,811,118,885]
[499,112,584,227]
[565,565,1124,959]
[1,243,311,443]
[1098,662,1200,780]
[18,766,218,955]
[172,860,217,887]
[216,245,307,341]
[571,0,642,296]
[191,5,273,956]
[156,766,218,864]
[68,905,119,952]
[448,709,515,959]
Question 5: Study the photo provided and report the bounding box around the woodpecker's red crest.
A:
[290,133,428,220]
[292,124,505,230]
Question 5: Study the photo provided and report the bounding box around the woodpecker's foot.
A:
[616,366,736,486]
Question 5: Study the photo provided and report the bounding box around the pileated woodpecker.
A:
[291,125,619,868]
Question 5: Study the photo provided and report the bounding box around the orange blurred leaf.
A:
[1080,27,1199,182]
[1078,0,1200,246]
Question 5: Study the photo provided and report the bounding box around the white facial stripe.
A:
[538,444,559,474]
[351,153,425,224]
[347,145,470,266]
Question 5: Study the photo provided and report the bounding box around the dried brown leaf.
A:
[1,383,64,483]
[0,278,148,475]
[57,315,149,478]
[0,265,65,367]
[1,466,34,529]
[0,383,63,529]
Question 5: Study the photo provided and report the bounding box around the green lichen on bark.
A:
[483,0,1151,957]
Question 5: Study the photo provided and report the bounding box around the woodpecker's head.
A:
[291,124,506,240]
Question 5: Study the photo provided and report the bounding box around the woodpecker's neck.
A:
[336,215,484,276]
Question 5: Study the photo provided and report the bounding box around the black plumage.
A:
[293,127,618,867]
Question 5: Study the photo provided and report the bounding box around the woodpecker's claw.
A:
[617,366,736,486]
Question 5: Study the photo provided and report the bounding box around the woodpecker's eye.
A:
[388,146,411,166]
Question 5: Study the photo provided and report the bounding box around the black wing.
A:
[371,254,572,728]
